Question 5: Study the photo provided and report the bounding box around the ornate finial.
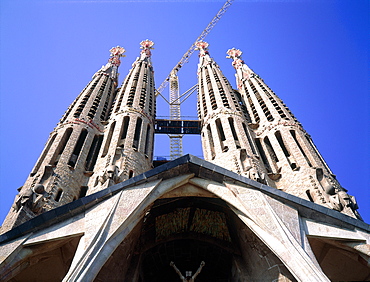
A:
[226,48,245,70]
[140,39,154,58]
[226,47,253,83]
[109,46,126,67]
[195,41,210,57]
[195,41,209,50]
[226,48,242,60]
[140,39,154,49]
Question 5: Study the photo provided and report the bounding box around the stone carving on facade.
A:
[13,183,49,213]
[170,261,205,282]
[240,149,266,184]
[98,165,120,186]
[307,171,360,218]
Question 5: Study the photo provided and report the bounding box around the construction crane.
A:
[156,0,234,160]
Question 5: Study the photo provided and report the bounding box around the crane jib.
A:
[155,0,234,96]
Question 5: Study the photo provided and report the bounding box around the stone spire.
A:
[196,42,272,185]
[87,40,156,194]
[1,47,125,232]
[228,47,361,219]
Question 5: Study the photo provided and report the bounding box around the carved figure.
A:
[14,188,34,211]
[98,165,120,185]
[170,261,205,282]
[13,184,50,213]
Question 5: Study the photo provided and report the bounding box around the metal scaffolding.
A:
[155,0,234,159]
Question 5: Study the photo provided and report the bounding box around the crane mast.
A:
[169,71,183,159]
[158,0,234,160]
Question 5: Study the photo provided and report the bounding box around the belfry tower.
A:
[88,40,156,194]
[226,47,361,220]
[1,46,125,231]
[196,41,271,185]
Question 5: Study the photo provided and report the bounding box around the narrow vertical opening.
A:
[68,129,88,168]
[215,119,226,141]
[120,116,130,147]
[275,131,290,157]
[228,118,239,141]
[128,170,134,179]
[144,125,151,156]
[276,131,297,170]
[255,138,272,172]
[228,117,240,149]
[79,186,88,198]
[52,128,73,166]
[133,117,142,149]
[242,123,256,155]
[85,135,104,171]
[215,118,227,152]
[102,121,116,157]
[55,189,63,202]
[264,136,279,164]
[291,130,313,167]
[206,124,216,160]
[31,133,57,176]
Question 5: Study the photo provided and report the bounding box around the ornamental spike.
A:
[195,41,210,56]
[109,46,126,67]
[140,39,154,58]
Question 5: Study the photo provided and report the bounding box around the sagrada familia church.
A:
[0,39,369,281]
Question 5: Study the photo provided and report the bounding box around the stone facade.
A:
[196,42,272,186]
[0,47,124,232]
[226,47,361,220]
[1,156,369,281]
[87,40,156,195]
[0,42,368,281]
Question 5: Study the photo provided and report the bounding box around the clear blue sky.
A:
[0,0,369,224]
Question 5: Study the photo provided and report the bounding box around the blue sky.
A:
[0,0,369,224]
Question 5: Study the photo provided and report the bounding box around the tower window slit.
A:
[52,128,73,166]
[275,131,290,157]
[255,138,272,172]
[264,136,279,163]
[249,97,260,123]
[68,129,88,168]
[31,133,57,176]
[115,73,132,113]
[106,88,118,121]
[249,80,273,122]
[291,130,313,167]
[87,76,108,119]
[100,83,114,121]
[55,189,63,202]
[304,134,331,172]
[85,134,103,171]
[73,78,100,119]
[242,123,256,155]
[102,121,116,157]
[79,186,88,198]
[144,125,151,156]
[207,125,216,159]
[228,118,239,141]
[133,117,142,149]
[276,131,297,170]
[215,118,228,152]
[256,78,289,120]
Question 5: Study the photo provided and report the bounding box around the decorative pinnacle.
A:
[109,46,126,67]
[195,41,210,56]
[226,48,242,60]
[226,48,244,70]
[140,39,154,58]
